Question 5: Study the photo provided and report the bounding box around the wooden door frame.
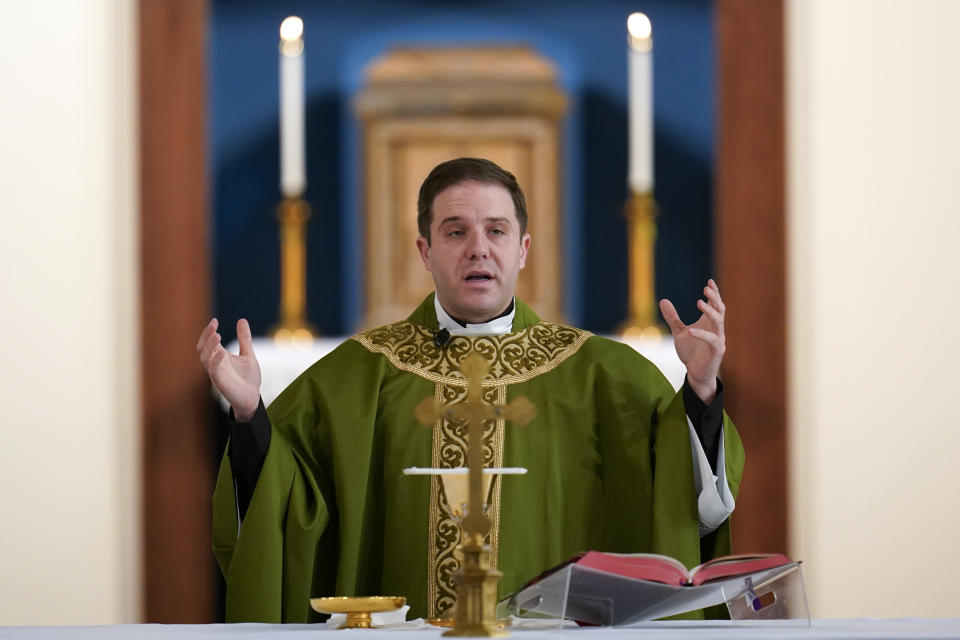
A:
[139,0,214,622]
[715,0,788,554]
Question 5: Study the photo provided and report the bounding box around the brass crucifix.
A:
[414,352,535,637]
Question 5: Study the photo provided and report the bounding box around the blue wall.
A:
[209,0,715,339]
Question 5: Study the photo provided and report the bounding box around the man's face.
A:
[416,180,531,324]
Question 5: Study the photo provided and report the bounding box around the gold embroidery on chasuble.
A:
[351,320,592,619]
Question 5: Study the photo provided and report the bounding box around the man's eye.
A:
[490,229,505,236]
[448,230,464,237]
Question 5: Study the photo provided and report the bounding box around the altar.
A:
[3,620,960,640]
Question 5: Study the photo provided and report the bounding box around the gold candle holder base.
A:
[270,196,319,343]
[431,618,510,631]
[310,596,406,629]
[428,617,457,628]
[443,542,508,638]
[268,325,318,346]
[618,190,665,338]
[618,323,664,341]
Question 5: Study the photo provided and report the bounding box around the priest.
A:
[197,157,743,622]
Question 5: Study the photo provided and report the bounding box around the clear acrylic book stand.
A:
[500,561,810,628]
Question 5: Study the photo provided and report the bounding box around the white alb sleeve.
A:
[688,418,736,536]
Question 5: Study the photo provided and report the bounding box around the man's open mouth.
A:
[464,272,493,281]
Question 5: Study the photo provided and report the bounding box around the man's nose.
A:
[467,232,489,259]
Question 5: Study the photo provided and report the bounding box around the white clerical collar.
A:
[434,296,515,336]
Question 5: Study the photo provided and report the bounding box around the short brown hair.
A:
[417,157,528,244]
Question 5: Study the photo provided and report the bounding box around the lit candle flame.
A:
[280,16,304,42]
[279,16,304,57]
[627,12,653,51]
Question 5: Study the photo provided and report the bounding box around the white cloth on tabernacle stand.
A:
[219,332,687,411]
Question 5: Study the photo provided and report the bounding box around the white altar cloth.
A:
[3,619,960,639]
[218,335,685,411]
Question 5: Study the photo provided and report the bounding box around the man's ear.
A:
[415,235,432,271]
[518,233,531,269]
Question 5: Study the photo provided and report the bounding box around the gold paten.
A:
[270,196,318,342]
[414,352,535,637]
[309,596,406,629]
[619,190,665,338]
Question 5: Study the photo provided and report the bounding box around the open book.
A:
[574,551,792,586]
[506,551,801,625]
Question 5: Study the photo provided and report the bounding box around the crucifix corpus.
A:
[414,352,536,637]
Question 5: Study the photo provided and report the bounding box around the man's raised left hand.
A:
[659,279,726,404]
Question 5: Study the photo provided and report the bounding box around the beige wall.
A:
[0,1,141,624]
[788,0,960,618]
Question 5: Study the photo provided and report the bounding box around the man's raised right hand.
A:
[197,318,262,422]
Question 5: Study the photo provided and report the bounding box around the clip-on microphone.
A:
[433,328,451,349]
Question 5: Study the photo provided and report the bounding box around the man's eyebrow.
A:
[437,215,512,226]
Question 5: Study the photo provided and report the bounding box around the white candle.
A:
[627,12,653,193]
[279,16,306,197]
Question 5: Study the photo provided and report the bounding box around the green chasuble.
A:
[212,294,745,622]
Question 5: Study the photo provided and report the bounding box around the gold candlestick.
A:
[270,196,318,343]
[619,190,663,339]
